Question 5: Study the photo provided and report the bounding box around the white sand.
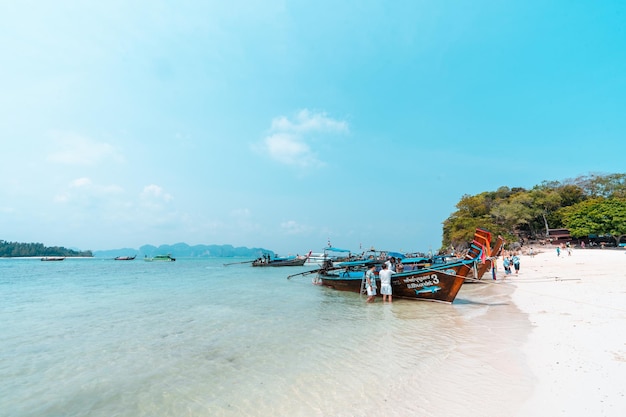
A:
[506,248,626,416]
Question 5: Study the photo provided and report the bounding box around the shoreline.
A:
[505,248,626,416]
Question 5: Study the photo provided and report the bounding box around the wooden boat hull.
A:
[253,258,307,267]
[323,269,368,278]
[466,233,505,281]
[318,263,467,303]
[41,256,65,261]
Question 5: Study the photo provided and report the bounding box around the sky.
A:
[1,0,625,255]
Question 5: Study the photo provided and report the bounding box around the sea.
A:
[1,257,534,417]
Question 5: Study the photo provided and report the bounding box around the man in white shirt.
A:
[379,263,395,303]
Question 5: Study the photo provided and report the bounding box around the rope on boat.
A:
[401,260,479,280]
[289,257,485,282]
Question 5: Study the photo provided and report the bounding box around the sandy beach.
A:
[505,247,626,416]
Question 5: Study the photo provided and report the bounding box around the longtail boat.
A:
[303,246,353,266]
[469,229,504,281]
[290,228,499,303]
[252,255,308,267]
[41,256,65,261]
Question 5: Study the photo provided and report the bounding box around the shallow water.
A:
[0,258,533,416]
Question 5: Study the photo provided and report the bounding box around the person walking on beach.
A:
[379,263,395,303]
[364,264,377,303]
[556,246,561,257]
[512,253,520,274]
[503,255,512,275]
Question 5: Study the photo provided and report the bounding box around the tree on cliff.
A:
[441,173,626,250]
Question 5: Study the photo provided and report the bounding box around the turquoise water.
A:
[1,258,533,416]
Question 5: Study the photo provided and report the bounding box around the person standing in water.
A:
[364,264,377,303]
[379,263,395,303]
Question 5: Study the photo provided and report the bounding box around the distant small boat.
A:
[144,254,176,262]
[114,255,136,261]
[41,256,65,261]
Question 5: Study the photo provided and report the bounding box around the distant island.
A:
[0,240,93,258]
[0,240,273,259]
[93,243,274,259]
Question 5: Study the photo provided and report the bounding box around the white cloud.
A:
[264,132,318,167]
[280,220,312,235]
[140,184,174,203]
[54,177,124,204]
[47,131,124,166]
[139,184,174,216]
[230,208,251,218]
[271,109,349,134]
[258,109,349,167]
[70,177,92,188]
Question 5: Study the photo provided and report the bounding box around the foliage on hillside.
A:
[442,173,626,249]
[0,240,93,258]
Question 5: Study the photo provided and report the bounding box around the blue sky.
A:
[1,0,625,254]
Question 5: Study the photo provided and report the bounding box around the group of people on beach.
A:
[501,251,521,276]
[556,241,573,257]
[364,257,397,303]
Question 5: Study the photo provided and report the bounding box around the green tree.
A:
[490,191,534,236]
[557,184,586,206]
[442,192,502,249]
[441,172,626,250]
[0,240,92,257]
[573,173,626,198]
[559,198,626,245]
